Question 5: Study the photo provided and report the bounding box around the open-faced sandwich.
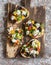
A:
[10,6,29,24]
[25,19,44,38]
[20,39,41,58]
[6,27,23,58]
[7,27,23,43]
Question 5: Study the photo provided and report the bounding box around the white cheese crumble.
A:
[26,31,29,35]
[23,45,26,47]
[30,50,39,57]
[8,27,13,33]
[16,10,21,15]
[27,20,31,25]
[33,50,37,54]
[12,34,16,38]
[32,41,36,47]
[25,48,29,53]
[33,30,39,36]
[22,11,26,15]
[30,50,34,54]
[11,16,15,20]
[12,38,17,43]
[32,42,38,48]
[36,23,40,28]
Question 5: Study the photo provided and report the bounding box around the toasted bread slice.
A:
[20,39,41,58]
[6,42,19,58]
[9,5,29,24]
[24,19,44,38]
[6,21,23,58]
[6,5,30,58]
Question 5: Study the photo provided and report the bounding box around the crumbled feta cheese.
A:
[35,30,39,34]
[32,41,36,47]
[25,48,29,53]
[33,54,36,57]
[36,23,40,28]
[22,11,26,15]
[30,50,38,55]
[32,41,38,48]
[33,50,37,54]
[30,50,37,57]
[33,30,39,36]
[11,16,15,20]
[12,34,16,38]
[32,50,37,57]
[23,45,26,47]
[30,50,34,54]
[16,10,21,15]
[12,38,17,43]
[8,27,13,33]
[10,27,13,30]
[26,31,29,35]
[27,20,31,25]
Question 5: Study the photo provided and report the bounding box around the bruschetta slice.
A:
[20,39,41,58]
[6,27,23,58]
[25,19,44,38]
[9,5,29,24]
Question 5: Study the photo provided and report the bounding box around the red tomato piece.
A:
[28,26,32,30]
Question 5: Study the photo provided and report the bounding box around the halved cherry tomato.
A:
[28,26,32,30]
[14,40,20,46]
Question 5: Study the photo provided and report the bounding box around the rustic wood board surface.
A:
[0,0,51,65]
[5,0,45,58]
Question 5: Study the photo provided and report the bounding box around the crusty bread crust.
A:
[6,43,18,58]
[6,5,29,58]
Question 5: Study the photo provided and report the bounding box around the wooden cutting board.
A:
[4,0,45,58]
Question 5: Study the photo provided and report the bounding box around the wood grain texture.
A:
[0,0,51,65]
[5,0,45,58]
